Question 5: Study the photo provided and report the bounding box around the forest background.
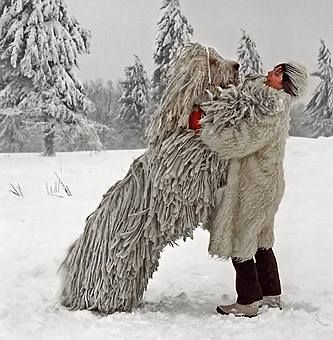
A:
[0,0,332,155]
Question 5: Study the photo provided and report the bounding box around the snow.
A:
[1,137,333,340]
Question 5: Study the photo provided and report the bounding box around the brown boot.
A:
[216,301,259,317]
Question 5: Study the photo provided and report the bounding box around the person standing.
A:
[197,63,308,317]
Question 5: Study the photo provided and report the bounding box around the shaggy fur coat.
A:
[200,76,291,261]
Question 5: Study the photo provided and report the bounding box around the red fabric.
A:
[189,109,203,131]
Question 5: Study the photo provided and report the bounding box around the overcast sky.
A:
[68,0,333,96]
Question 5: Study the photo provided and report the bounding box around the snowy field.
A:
[1,137,333,340]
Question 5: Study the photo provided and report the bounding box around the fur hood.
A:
[200,76,291,261]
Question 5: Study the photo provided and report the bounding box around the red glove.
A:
[189,108,203,131]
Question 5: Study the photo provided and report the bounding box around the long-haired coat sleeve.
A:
[200,111,286,159]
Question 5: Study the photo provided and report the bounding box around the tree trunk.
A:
[43,128,56,156]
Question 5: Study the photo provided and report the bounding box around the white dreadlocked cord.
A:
[205,47,214,100]
[206,47,212,85]
[59,43,235,315]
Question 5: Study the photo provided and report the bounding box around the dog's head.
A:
[147,43,239,144]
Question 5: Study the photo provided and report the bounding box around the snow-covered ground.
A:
[1,137,333,340]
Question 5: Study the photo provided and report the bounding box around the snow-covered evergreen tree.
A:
[237,29,264,76]
[118,55,150,149]
[304,40,333,137]
[0,107,26,152]
[151,0,193,107]
[84,79,121,148]
[289,103,313,137]
[56,118,104,152]
[85,79,115,127]
[0,0,98,155]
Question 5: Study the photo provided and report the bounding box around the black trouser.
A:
[232,248,281,305]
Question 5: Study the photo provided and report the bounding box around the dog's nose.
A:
[233,62,240,71]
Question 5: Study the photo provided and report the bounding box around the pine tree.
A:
[288,103,314,137]
[151,0,193,107]
[108,79,123,149]
[237,29,264,76]
[304,40,333,137]
[57,118,104,152]
[85,80,117,127]
[118,55,150,149]
[84,79,119,148]
[0,0,97,155]
[0,107,26,152]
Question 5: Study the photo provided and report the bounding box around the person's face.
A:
[266,65,284,90]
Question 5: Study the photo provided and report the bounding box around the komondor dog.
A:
[59,43,240,314]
